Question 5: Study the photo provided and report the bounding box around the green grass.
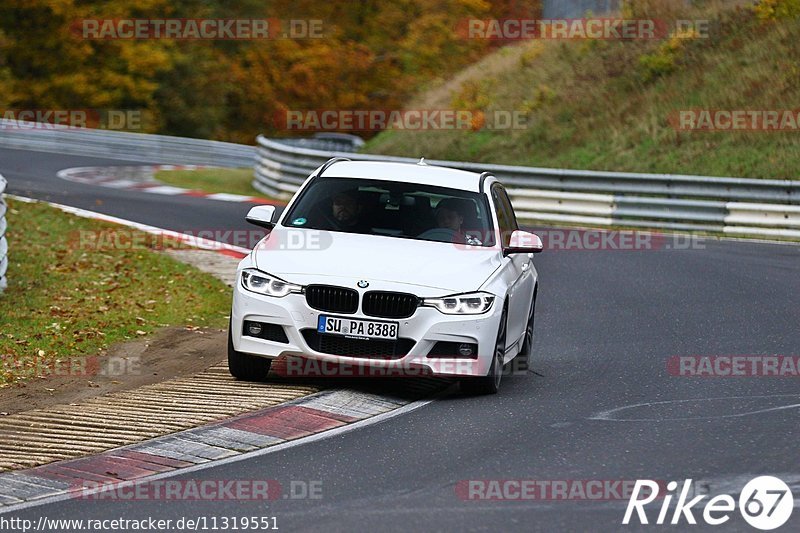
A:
[0,199,232,386]
[364,3,800,180]
[155,168,279,199]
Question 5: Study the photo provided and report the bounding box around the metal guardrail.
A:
[0,173,7,292]
[0,122,796,240]
[254,135,800,239]
[0,122,364,169]
[0,121,255,167]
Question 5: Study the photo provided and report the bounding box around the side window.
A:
[497,186,519,231]
[491,184,516,247]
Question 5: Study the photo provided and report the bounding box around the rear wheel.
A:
[227,323,272,381]
[461,307,507,395]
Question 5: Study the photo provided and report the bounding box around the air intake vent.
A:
[301,330,414,359]
[305,285,359,314]
[362,291,419,319]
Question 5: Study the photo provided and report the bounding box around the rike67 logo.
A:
[623,476,793,530]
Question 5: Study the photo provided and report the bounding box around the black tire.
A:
[461,307,507,395]
[515,289,537,373]
[227,324,272,381]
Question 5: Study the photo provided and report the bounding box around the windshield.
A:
[282,177,495,246]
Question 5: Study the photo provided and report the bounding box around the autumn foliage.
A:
[0,0,540,143]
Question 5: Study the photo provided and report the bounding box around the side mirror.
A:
[503,230,543,256]
[245,205,276,229]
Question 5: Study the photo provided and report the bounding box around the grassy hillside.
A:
[365,1,800,179]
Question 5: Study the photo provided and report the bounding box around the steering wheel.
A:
[417,227,459,242]
[319,210,341,229]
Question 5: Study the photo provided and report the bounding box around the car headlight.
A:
[241,268,302,297]
[422,292,495,315]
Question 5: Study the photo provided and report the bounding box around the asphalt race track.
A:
[2,146,799,531]
[0,148,255,238]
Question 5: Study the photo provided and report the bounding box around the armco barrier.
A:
[0,121,255,167]
[254,135,800,239]
[0,122,797,240]
[0,173,7,291]
[0,122,363,168]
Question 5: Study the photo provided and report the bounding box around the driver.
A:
[328,189,370,232]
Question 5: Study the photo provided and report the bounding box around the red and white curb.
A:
[0,388,443,511]
[57,165,279,205]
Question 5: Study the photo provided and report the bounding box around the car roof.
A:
[321,160,485,193]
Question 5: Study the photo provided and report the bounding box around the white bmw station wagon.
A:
[229,158,542,394]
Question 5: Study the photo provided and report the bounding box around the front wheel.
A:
[228,324,272,381]
[461,307,507,395]
[515,291,537,373]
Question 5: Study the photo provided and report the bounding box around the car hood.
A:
[252,228,501,293]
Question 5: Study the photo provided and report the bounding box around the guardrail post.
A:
[0,173,7,292]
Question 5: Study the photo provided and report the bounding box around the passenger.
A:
[435,199,464,232]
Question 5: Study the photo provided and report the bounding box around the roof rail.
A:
[317,157,351,178]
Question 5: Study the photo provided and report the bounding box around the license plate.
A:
[317,316,398,340]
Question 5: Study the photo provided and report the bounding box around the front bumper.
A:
[230,280,503,378]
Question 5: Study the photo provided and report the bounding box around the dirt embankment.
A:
[0,327,227,416]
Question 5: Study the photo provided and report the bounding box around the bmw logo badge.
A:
[357,280,369,288]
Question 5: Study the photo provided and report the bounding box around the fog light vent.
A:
[458,343,474,357]
[243,321,289,343]
[427,341,478,359]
